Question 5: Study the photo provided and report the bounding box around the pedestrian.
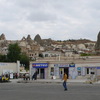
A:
[60,71,63,80]
[32,73,35,80]
[15,73,18,79]
[32,71,38,80]
[62,73,68,91]
[23,74,26,80]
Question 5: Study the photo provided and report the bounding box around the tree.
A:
[0,54,7,62]
[0,43,30,69]
[80,53,91,56]
[20,53,29,70]
[7,43,21,62]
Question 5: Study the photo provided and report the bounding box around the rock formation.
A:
[0,33,6,40]
[34,34,42,45]
[95,31,100,54]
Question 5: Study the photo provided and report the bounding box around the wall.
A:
[0,61,20,75]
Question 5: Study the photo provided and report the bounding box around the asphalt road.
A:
[0,82,100,100]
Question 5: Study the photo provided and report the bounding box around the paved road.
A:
[0,82,100,100]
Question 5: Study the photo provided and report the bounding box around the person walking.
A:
[32,70,38,80]
[62,73,68,91]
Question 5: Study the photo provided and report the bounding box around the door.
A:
[59,68,63,79]
[40,68,45,79]
[64,68,69,78]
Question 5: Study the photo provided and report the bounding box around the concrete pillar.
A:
[17,60,20,77]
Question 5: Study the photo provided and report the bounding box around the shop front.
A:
[85,67,97,75]
[85,66,100,77]
[75,63,100,79]
[30,61,100,80]
[50,63,76,79]
[31,63,48,79]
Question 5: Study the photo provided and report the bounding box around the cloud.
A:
[0,0,99,41]
[27,11,57,22]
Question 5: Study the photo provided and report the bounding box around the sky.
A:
[0,0,100,41]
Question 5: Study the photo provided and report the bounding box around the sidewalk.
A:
[10,78,87,84]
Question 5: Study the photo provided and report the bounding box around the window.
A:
[50,67,54,75]
[45,54,48,57]
[86,68,95,75]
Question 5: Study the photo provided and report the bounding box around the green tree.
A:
[7,43,21,62]
[80,53,91,56]
[20,53,29,70]
[0,54,7,62]
[5,43,30,69]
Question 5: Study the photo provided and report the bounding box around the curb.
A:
[16,80,86,84]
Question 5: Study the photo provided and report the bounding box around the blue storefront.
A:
[30,62,76,79]
[31,63,48,79]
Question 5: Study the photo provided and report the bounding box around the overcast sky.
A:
[0,0,99,41]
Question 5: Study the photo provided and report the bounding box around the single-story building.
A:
[0,61,20,78]
[30,60,100,80]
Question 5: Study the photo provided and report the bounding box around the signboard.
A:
[10,70,13,79]
[97,67,100,69]
[0,63,8,66]
[69,63,75,67]
[54,64,69,67]
[32,63,48,68]
[77,67,81,71]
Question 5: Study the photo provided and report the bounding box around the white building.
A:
[0,61,20,78]
[42,51,62,57]
[30,56,100,80]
